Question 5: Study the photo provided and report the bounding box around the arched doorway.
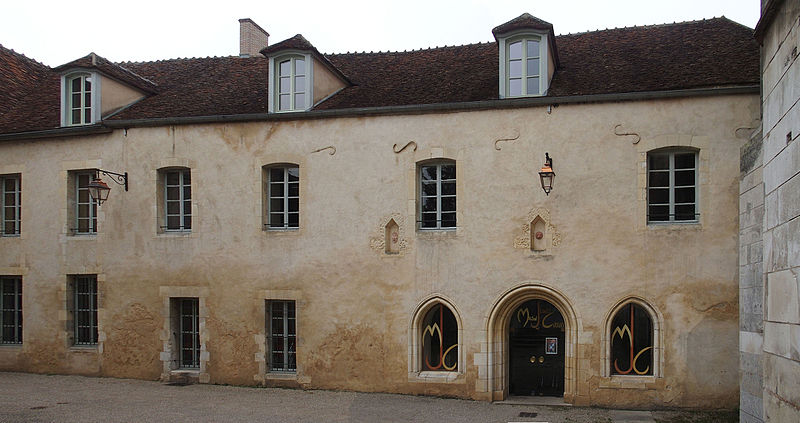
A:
[509,299,565,396]
[484,283,579,402]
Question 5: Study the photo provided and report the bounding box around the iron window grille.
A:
[1,276,22,344]
[1,175,21,236]
[178,298,200,369]
[73,276,98,345]
[267,300,296,372]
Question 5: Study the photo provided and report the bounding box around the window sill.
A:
[67,233,98,239]
[598,375,658,390]
[263,227,301,236]
[265,372,297,380]
[69,345,98,353]
[0,343,23,349]
[408,371,464,384]
[0,234,21,238]
[156,231,194,238]
[646,221,701,230]
[416,228,460,238]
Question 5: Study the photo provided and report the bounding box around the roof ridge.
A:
[558,16,726,36]
[325,41,493,57]
[118,55,252,65]
[0,44,50,69]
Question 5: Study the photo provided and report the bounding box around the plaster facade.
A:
[0,93,757,408]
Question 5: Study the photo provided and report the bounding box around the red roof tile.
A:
[492,13,554,37]
[0,17,759,135]
[54,53,158,94]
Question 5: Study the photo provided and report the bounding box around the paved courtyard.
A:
[0,372,736,423]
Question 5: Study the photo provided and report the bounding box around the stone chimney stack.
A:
[239,18,269,57]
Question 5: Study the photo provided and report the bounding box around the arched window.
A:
[421,303,458,371]
[506,36,542,97]
[609,303,654,375]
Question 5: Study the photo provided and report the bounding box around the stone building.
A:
[0,14,760,408]
[739,0,800,421]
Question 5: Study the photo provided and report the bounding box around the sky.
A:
[1,0,759,67]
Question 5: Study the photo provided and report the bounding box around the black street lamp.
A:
[87,169,128,205]
[538,153,555,195]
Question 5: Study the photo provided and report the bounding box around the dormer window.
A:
[493,13,559,99]
[277,56,307,111]
[67,73,93,125]
[507,37,541,97]
[60,71,100,126]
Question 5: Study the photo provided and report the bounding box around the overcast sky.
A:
[1,0,759,67]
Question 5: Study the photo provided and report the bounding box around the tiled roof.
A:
[492,13,554,36]
[54,53,158,93]
[0,45,60,133]
[0,17,759,135]
[259,34,316,56]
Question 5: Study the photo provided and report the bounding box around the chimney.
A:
[239,18,269,57]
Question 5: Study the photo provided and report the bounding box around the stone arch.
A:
[484,282,581,402]
[408,295,464,376]
[601,296,664,378]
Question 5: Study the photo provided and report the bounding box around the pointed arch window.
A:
[610,303,653,376]
[421,303,458,371]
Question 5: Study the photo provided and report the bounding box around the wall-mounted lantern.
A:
[538,153,555,195]
[88,169,128,205]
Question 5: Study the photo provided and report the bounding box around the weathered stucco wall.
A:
[100,77,146,116]
[0,93,758,408]
[759,0,800,421]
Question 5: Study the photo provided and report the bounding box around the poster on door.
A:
[545,337,558,355]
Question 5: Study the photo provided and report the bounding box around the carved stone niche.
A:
[514,207,561,253]
[385,219,400,254]
[370,213,408,256]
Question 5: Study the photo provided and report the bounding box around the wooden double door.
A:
[509,299,565,397]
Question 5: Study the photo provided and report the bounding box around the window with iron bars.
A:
[267,300,296,372]
[1,276,22,344]
[71,275,97,345]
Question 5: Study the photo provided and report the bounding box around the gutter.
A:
[1,85,759,140]
[103,85,760,128]
[0,124,112,142]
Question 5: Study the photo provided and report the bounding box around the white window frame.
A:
[0,276,23,344]
[1,174,21,237]
[265,165,299,230]
[646,149,699,223]
[498,32,550,98]
[268,52,313,113]
[163,169,192,232]
[60,71,101,126]
[418,161,456,230]
[74,171,98,235]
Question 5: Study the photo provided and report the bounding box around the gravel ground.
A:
[0,372,736,423]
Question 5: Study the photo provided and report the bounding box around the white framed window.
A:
[268,54,313,113]
[1,174,21,236]
[647,149,698,223]
[267,300,296,372]
[1,276,22,344]
[163,169,192,232]
[70,275,98,346]
[419,162,456,229]
[265,165,299,230]
[497,33,550,98]
[63,73,95,126]
[73,171,98,235]
[507,37,541,97]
